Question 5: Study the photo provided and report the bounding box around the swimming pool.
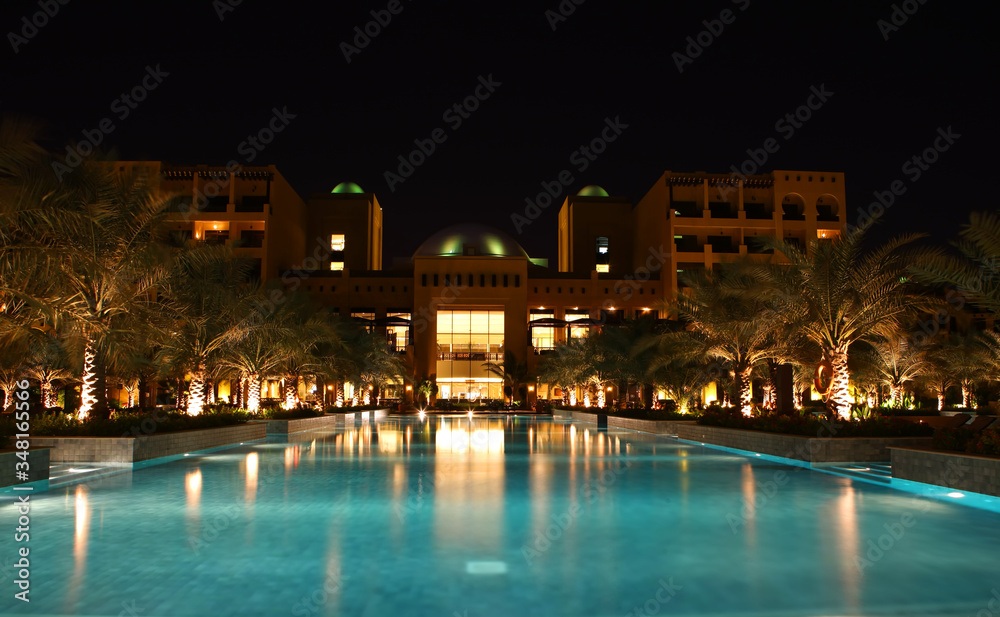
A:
[3,415,999,616]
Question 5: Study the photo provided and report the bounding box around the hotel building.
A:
[143,164,847,404]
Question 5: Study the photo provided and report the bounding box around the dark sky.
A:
[2,0,995,265]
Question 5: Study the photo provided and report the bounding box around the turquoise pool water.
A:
[3,415,999,616]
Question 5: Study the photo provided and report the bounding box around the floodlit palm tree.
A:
[926,333,988,408]
[24,331,74,408]
[157,246,260,415]
[482,349,530,405]
[645,330,717,412]
[859,337,928,408]
[339,324,405,405]
[673,265,785,416]
[1,127,180,419]
[754,226,937,419]
[538,339,589,406]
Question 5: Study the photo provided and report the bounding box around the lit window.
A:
[596,264,609,273]
[330,234,346,251]
[330,262,344,271]
[596,236,609,254]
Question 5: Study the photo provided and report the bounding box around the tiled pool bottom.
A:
[2,415,999,617]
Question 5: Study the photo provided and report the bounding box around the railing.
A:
[437,352,504,362]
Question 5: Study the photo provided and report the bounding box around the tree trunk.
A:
[962,383,973,409]
[596,384,606,408]
[827,346,852,420]
[889,384,904,408]
[40,378,56,408]
[246,373,261,412]
[583,390,591,408]
[78,337,100,419]
[283,374,298,409]
[232,377,243,408]
[937,389,946,411]
[735,366,753,417]
[206,379,215,405]
[336,382,344,407]
[187,363,206,416]
[561,385,570,407]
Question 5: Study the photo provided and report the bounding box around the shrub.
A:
[0,408,248,439]
[251,406,323,420]
[933,428,1000,457]
[697,407,934,437]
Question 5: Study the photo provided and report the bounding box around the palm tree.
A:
[909,211,1000,313]
[157,246,261,415]
[1,132,180,419]
[754,226,937,419]
[482,349,530,405]
[538,339,590,406]
[24,331,74,408]
[859,337,928,408]
[645,330,717,412]
[672,265,785,416]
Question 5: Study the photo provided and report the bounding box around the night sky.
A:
[2,0,995,265]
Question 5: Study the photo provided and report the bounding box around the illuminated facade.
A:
[289,170,847,404]
[123,162,847,404]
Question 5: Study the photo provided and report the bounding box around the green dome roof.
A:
[332,182,365,194]
[413,224,528,259]
[576,185,610,197]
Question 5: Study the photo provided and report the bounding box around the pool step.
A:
[819,463,893,484]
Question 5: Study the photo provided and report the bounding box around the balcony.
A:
[237,196,267,213]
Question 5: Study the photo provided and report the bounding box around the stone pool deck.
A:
[30,423,266,467]
[891,447,1000,498]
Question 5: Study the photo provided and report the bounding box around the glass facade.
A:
[566,310,589,339]
[436,309,504,400]
[387,312,410,352]
[530,310,555,351]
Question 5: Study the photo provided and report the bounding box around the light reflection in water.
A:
[741,463,756,546]
[65,485,89,612]
[835,486,860,611]
[245,452,258,502]
[186,468,202,509]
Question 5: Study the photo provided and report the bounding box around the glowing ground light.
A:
[466,561,508,575]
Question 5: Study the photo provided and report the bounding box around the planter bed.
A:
[676,424,933,463]
[0,447,50,487]
[606,416,698,435]
[30,423,266,467]
[554,409,696,435]
[255,414,341,435]
[890,447,1000,498]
